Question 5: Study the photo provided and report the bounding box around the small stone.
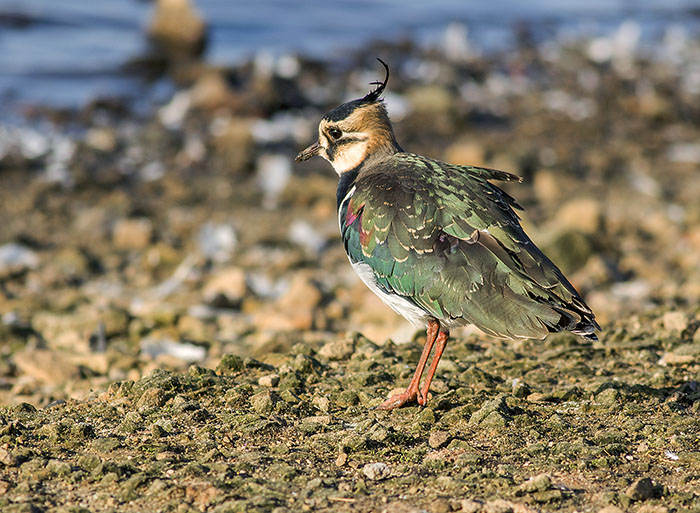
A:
[113,218,153,250]
[362,462,390,481]
[0,448,17,467]
[0,243,39,278]
[197,222,237,263]
[203,267,247,305]
[335,452,348,467]
[312,395,330,412]
[662,311,688,333]
[625,477,656,501]
[459,498,485,513]
[137,387,167,409]
[0,480,10,494]
[598,506,624,513]
[258,374,280,387]
[250,391,276,414]
[190,71,234,111]
[216,354,244,374]
[483,499,515,513]
[555,197,603,234]
[318,335,356,360]
[518,474,552,493]
[596,387,621,406]
[85,127,117,152]
[13,349,81,385]
[148,0,206,58]
[428,430,450,449]
[445,140,486,167]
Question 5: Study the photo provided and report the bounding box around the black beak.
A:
[295,142,320,162]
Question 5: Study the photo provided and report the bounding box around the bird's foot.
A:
[378,387,429,410]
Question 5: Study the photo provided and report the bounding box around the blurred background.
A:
[1,0,700,406]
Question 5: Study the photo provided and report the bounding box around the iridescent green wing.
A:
[341,153,596,339]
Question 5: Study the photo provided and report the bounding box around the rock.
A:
[598,506,624,513]
[555,198,603,234]
[0,448,17,467]
[251,274,321,332]
[250,390,276,414]
[318,335,356,361]
[13,349,81,385]
[216,354,244,375]
[662,311,688,333]
[625,477,657,501]
[0,243,39,278]
[190,70,235,111]
[140,337,206,363]
[469,396,514,427]
[137,387,168,410]
[533,170,561,204]
[33,307,128,352]
[257,154,292,209]
[84,127,117,152]
[211,117,254,174]
[428,430,451,449]
[203,267,247,305]
[196,222,237,263]
[148,0,206,59]
[542,230,593,275]
[258,374,280,387]
[288,220,326,255]
[460,499,485,513]
[518,474,552,493]
[113,218,153,250]
[445,140,486,167]
[362,462,390,481]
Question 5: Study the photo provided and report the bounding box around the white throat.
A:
[330,141,368,175]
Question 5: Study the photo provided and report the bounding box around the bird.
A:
[295,59,600,410]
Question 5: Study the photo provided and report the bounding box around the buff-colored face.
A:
[295,102,396,175]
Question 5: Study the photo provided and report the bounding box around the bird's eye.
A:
[328,127,342,140]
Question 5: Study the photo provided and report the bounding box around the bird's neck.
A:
[336,166,360,209]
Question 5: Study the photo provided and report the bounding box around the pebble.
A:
[190,70,234,111]
[428,430,450,449]
[148,0,206,58]
[288,220,326,255]
[318,335,356,361]
[662,311,688,333]
[518,474,552,493]
[625,477,656,501]
[203,267,247,305]
[250,390,276,414]
[13,349,81,385]
[113,218,153,250]
[139,337,206,363]
[555,198,603,234]
[362,462,390,481]
[258,374,280,387]
[196,222,238,263]
[257,154,292,209]
[0,243,39,278]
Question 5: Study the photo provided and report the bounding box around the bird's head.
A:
[295,58,401,175]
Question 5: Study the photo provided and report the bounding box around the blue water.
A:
[1,0,699,110]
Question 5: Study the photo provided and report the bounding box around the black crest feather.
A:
[362,58,389,103]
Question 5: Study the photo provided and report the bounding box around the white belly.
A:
[350,260,429,327]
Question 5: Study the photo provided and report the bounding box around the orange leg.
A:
[417,330,449,406]
[379,319,443,410]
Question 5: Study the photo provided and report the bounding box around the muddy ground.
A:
[1,23,700,513]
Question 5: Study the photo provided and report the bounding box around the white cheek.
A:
[332,141,368,175]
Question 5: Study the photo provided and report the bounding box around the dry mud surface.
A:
[1,27,700,513]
